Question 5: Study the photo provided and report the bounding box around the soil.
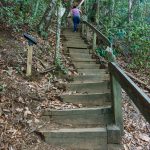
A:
[0,25,150,150]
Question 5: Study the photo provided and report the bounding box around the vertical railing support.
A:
[82,23,85,37]
[86,26,89,40]
[92,32,97,52]
[111,74,123,134]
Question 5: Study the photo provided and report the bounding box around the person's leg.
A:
[73,16,77,32]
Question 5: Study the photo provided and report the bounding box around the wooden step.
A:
[42,106,113,127]
[70,53,92,59]
[67,40,85,43]
[73,74,109,83]
[72,58,96,62]
[74,63,100,69]
[78,68,108,75]
[72,61,96,65]
[39,127,108,150]
[64,35,84,42]
[67,44,87,49]
[38,126,121,149]
[63,34,81,37]
[61,93,111,107]
[66,41,86,45]
[69,48,90,54]
[67,81,110,94]
[69,50,90,54]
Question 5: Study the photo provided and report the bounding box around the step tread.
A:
[40,127,107,133]
[61,93,111,107]
[43,106,112,115]
[68,80,109,85]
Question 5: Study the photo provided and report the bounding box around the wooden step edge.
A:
[42,106,112,116]
[68,80,110,85]
[39,127,107,133]
[38,127,108,149]
[61,92,111,96]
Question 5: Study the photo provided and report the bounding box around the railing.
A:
[82,20,111,47]
[81,20,150,132]
[109,62,150,124]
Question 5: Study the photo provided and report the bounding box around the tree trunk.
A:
[92,0,99,51]
[62,0,74,27]
[109,0,115,27]
[128,0,134,22]
[37,0,57,35]
[54,0,62,64]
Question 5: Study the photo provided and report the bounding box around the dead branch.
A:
[39,66,56,74]
[34,56,47,69]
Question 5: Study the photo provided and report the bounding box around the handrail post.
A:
[111,73,123,135]
[92,32,97,52]
[82,23,85,37]
[86,25,89,40]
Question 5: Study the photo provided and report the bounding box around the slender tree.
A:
[37,0,57,35]
[54,0,62,64]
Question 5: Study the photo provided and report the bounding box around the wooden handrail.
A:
[82,20,111,47]
[109,62,150,123]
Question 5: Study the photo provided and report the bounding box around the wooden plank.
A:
[73,74,109,83]
[40,127,108,150]
[82,20,111,47]
[67,81,110,94]
[74,63,100,69]
[77,68,108,75]
[109,62,150,123]
[42,107,113,127]
[61,93,111,106]
[111,75,123,134]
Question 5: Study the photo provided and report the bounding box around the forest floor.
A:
[0,25,150,150]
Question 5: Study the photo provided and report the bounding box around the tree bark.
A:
[54,0,62,64]
[37,0,57,35]
[128,0,134,22]
[62,0,74,27]
[109,0,115,27]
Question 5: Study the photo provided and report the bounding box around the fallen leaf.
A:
[16,108,23,112]
[139,134,150,142]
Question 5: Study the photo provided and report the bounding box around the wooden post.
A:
[82,23,85,37]
[92,32,97,51]
[26,45,33,76]
[111,75,123,134]
[86,25,89,40]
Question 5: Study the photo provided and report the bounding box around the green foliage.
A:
[55,53,68,74]
[0,84,6,92]
[0,0,47,31]
[126,22,150,69]
[96,0,150,69]
[96,48,117,58]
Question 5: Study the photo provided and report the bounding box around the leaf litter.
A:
[0,25,150,150]
[0,26,78,150]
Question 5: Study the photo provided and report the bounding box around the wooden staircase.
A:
[38,29,122,150]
